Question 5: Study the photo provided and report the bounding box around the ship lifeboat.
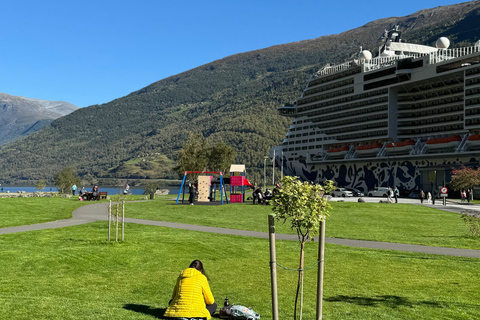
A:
[355,143,383,157]
[385,140,415,154]
[425,135,461,151]
[326,146,349,158]
[466,134,480,149]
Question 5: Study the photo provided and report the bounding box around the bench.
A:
[99,191,108,199]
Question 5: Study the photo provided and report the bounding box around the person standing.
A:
[387,187,393,203]
[71,184,77,196]
[189,183,197,205]
[420,190,425,204]
[427,191,432,204]
[467,189,471,204]
[394,186,399,203]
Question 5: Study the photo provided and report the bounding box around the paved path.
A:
[1,200,480,258]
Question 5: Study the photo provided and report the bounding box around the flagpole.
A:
[281,151,283,180]
[272,150,275,185]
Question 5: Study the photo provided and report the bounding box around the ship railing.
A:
[429,45,480,65]
[314,61,356,77]
[313,45,480,78]
[363,54,425,72]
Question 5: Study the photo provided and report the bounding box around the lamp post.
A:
[264,156,268,190]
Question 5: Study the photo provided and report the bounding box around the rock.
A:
[155,189,169,195]
[358,197,365,203]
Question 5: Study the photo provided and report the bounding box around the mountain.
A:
[0,93,79,145]
[0,1,479,184]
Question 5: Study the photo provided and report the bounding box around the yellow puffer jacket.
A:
[164,268,215,319]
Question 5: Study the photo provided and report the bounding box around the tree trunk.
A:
[294,241,305,320]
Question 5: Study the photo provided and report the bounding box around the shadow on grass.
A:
[325,295,415,308]
[123,303,222,319]
[326,295,480,310]
[123,304,166,319]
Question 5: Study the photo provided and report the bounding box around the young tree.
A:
[35,179,46,191]
[55,167,81,194]
[176,132,209,180]
[143,181,159,199]
[450,166,480,197]
[208,141,237,174]
[271,176,334,319]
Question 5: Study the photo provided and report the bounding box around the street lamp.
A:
[264,156,268,190]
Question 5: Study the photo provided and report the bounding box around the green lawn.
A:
[121,200,480,249]
[0,222,478,319]
[0,197,85,228]
[1,197,478,249]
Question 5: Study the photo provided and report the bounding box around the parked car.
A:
[345,187,364,197]
[330,188,353,197]
[367,187,389,197]
[408,190,421,199]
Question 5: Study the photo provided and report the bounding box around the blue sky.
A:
[0,0,468,108]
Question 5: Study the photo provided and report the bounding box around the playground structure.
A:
[175,166,253,204]
[229,164,253,203]
[176,171,229,204]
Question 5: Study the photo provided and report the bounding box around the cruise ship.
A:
[274,27,480,194]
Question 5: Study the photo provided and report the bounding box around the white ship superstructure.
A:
[276,27,480,193]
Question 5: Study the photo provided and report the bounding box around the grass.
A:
[121,200,480,249]
[0,222,479,319]
[2,197,479,249]
[0,197,85,228]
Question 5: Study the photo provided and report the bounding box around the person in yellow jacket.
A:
[164,260,217,319]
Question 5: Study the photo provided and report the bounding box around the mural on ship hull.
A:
[281,155,479,193]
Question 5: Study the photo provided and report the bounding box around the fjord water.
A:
[0,186,180,195]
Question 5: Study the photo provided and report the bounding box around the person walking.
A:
[387,187,393,203]
[71,184,77,196]
[420,190,425,204]
[427,191,432,204]
[394,186,399,203]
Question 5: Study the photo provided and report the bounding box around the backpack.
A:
[219,304,260,320]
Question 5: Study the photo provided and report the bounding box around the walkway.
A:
[1,201,480,259]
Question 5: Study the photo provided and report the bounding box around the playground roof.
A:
[229,164,246,173]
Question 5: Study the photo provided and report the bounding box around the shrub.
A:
[461,213,480,237]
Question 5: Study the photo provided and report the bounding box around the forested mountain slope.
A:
[1,1,480,184]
